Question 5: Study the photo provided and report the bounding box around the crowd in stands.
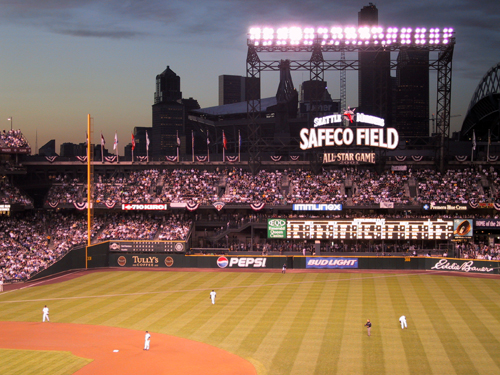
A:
[41,166,500,207]
[0,177,33,206]
[0,129,30,149]
[0,212,193,281]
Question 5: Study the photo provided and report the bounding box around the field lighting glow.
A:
[248,26,454,47]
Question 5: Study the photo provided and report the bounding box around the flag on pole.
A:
[177,130,181,147]
[223,130,227,150]
[472,130,476,151]
[101,133,105,146]
[146,131,150,151]
[113,132,118,151]
[131,133,135,151]
[207,132,210,145]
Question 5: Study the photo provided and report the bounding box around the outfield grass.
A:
[1,270,500,374]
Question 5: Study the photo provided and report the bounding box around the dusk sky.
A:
[1,0,498,153]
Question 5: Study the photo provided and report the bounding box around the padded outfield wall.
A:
[32,241,500,281]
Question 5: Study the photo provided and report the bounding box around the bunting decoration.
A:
[104,156,117,163]
[48,201,59,208]
[76,156,87,163]
[290,155,300,161]
[411,155,423,162]
[105,200,116,209]
[250,202,266,211]
[271,156,282,162]
[73,202,87,210]
[394,155,407,162]
[488,155,499,162]
[226,156,238,162]
[196,156,208,162]
[45,156,57,163]
[455,155,468,162]
[166,156,177,162]
[186,202,200,211]
[136,156,148,162]
[494,203,500,211]
[469,201,478,209]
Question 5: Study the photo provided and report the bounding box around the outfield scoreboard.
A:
[269,218,454,240]
[109,241,185,252]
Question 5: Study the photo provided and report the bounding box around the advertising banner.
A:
[428,258,498,274]
[305,257,358,269]
[267,218,287,239]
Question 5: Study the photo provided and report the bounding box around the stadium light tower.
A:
[246,25,455,170]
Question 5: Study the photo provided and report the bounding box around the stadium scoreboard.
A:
[109,241,185,252]
[269,218,454,240]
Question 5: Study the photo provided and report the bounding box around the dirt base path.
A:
[0,321,256,375]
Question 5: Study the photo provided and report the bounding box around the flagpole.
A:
[101,132,104,163]
[177,130,180,162]
[487,129,491,161]
[146,131,150,163]
[471,130,476,162]
[238,130,241,162]
[207,131,210,162]
[222,130,225,162]
[192,130,194,162]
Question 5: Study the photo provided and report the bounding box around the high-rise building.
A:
[395,50,430,137]
[358,3,392,126]
[218,75,260,105]
[151,66,184,158]
[151,66,200,159]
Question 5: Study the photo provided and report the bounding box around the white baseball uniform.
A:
[210,290,216,304]
[399,315,407,329]
[144,332,151,350]
[43,306,50,322]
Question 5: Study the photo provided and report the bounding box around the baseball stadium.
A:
[2,17,500,375]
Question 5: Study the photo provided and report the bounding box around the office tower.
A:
[218,75,260,105]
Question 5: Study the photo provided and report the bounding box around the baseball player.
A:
[399,315,407,329]
[0,278,3,292]
[282,263,287,274]
[364,319,371,336]
[210,290,216,304]
[42,305,50,322]
[144,331,151,350]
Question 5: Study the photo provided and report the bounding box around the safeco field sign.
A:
[268,218,287,239]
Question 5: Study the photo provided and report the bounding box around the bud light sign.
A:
[306,257,358,269]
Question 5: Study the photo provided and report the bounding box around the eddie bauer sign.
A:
[430,258,495,273]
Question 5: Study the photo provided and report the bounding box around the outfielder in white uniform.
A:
[399,315,407,329]
[42,305,50,322]
[144,331,151,350]
[210,290,216,304]
[0,279,3,292]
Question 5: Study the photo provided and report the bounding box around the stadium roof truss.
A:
[246,26,456,169]
[461,62,500,141]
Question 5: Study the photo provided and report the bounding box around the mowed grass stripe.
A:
[409,276,478,375]
[456,277,500,325]
[384,276,431,375]
[362,275,385,374]
[205,273,278,347]
[240,273,307,367]
[267,273,326,374]
[336,275,364,374]
[287,273,335,375]
[435,276,500,371]
[0,349,92,375]
[378,276,410,375]
[313,274,350,375]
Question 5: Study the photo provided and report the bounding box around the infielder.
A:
[0,278,3,292]
[399,315,407,329]
[144,331,151,350]
[210,290,216,304]
[364,319,371,336]
[42,305,50,322]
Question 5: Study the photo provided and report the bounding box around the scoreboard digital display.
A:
[109,241,185,252]
[282,218,453,240]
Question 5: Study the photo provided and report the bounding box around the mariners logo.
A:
[217,256,229,268]
[174,242,184,252]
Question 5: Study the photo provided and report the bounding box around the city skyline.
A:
[1,0,498,152]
